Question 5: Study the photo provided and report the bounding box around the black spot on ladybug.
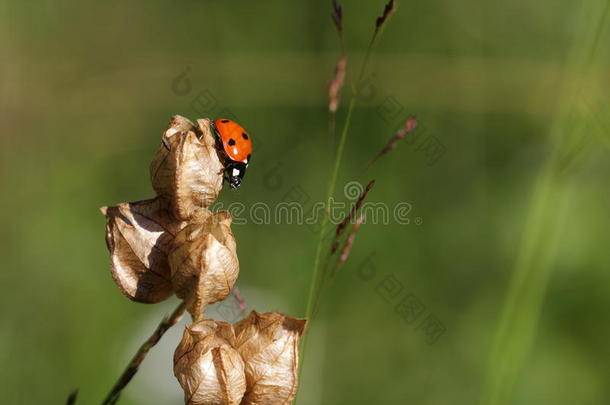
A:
[228,138,236,146]
[247,154,251,161]
[221,119,230,123]
[242,133,249,140]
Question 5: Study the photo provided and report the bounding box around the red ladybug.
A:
[213,118,253,189]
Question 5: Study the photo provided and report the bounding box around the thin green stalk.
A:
[300,27,381,375]
[306,34,378,321]
[480,1,610,404]
[297,9,395,405]
[300,92,356,364]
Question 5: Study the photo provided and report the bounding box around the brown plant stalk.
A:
[101,301,187,405]
[231,286,248,313]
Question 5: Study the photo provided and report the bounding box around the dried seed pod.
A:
[169,211,239,318]
[233,311,307,405]
[174,320,246,405]
[150,116,224,221]
[101,198,193,303]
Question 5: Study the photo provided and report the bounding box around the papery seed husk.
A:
[150,116,224,221]
[169,211,239,318]
[174,320,246,405]
[101,198,193,303]
[233,311,307,405]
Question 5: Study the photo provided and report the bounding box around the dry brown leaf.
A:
[174,320,246,405]
[150,116,224,221]
[233,311,307,405]
[101,198,197,303]
[169,211,239,318]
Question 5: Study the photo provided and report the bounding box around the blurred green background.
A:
[2,0,610,404]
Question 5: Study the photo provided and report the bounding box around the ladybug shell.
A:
[213,118,252,164]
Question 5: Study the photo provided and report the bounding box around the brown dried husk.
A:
[169,211,239,318]
[233,311,307,405]
[174,320,246,405]
[101,198,203,303]
[150,116,224,221]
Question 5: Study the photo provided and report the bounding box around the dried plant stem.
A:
[101,301,187,405]
[231,286,248,313]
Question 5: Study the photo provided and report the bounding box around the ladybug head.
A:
[225,161,247,189]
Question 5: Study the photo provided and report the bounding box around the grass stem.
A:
[300,20,381,383]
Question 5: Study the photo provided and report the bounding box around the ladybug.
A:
[213,118,253,189]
